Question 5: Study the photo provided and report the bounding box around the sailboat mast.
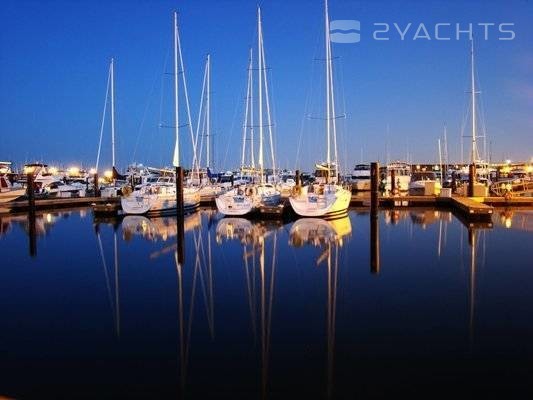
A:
[172,11,180,167]
[443,123,448,165]
[257,6,264,184]
[242,49,253,168]
[206,54,211,169]
[250,49,255,170]
[110,58,116,169]
[438,138,443,185]
[324,0,331,178]
[470,38,476,166]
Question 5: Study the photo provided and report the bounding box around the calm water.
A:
[1,208,532,398]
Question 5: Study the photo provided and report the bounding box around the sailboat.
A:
[215,6,281,216]
[289,0,351,218]
[459,38,490,195]
[190,54,228,201]
[121,12,200,215]
[95,58,126,198]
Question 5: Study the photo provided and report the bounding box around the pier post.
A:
[176,167,184,217]
[370,162,380,274]
[370,162,379,212]
[176,166,185,264]
[94,173,100,197]
[451,171,457,193]
[295,169,301,187]
[390,169,396,195]
[468,164,476,197]
[26,173,36,257]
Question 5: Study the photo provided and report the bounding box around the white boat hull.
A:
[0,188,26,203]
[121,190,200,215]
[215,192,254,216]
[289,186,351,218]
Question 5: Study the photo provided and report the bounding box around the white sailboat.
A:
[121,11,200,215]
[216,6,280,216]
[190,54,228,201]
[94,58,126,198]
[289,0,351,218]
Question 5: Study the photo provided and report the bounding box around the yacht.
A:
[289,1,351,218]
[121,12,200,215]
[216,7,281,216]
[0,175,25,203]
[384,162,411,192]
[350,164,371,191]
[408,171,442,195]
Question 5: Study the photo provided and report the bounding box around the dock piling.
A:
[94,173,100,197]
[468,164,476,197]
[370,162,380,274]
[176,166,185,264]
[370,162,379,212]
[26,173,37,257]
[390,169,396,195]
[295,169,300,187]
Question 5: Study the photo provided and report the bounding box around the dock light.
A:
[89,168,97,175]
[505,159,511,165]
[68,166,80,176]
[104,170,113,179]
[526,165,533,173]
[416,165,420,170]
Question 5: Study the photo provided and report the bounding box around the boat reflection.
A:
[0,211,65,238]
[215,217,280,397]
[121,212,202,242]
[289,216,352,248]
[289,216,351,398]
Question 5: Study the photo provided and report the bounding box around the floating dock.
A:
[0,196,120,215]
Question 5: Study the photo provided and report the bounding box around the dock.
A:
[0,196,120,215]
[448,196,493,218]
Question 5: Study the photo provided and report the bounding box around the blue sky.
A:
[1,0,531,173]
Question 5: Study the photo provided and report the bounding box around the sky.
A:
[1,0,532,173]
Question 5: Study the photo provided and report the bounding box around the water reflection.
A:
[216,217,280,398]
[1,208,532,397]
[290,217,352,398]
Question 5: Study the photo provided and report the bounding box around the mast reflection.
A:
[216,218,280,399]
[289,216,352,398]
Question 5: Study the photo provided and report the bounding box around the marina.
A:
[1,0,532,397]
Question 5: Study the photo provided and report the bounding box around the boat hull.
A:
[121,191,200,216]
[215,194,254,216]
[289,186,351,218]
[0,189,26,203]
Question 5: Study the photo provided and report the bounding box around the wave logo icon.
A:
[330,20,361,43]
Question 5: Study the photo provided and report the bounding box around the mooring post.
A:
[468,164,476,197]
[230,174,234,187]
[176,167,184,217]
[94,173,100,197]
[27,173,36,257]
[295,169,301,187]
[451,171,457,193]
[390,169,396,195]
[370,162,379,212]
[176,166,185,264]
[370,162,380,274]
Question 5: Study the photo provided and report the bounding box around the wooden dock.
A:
[0,196,120,215]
